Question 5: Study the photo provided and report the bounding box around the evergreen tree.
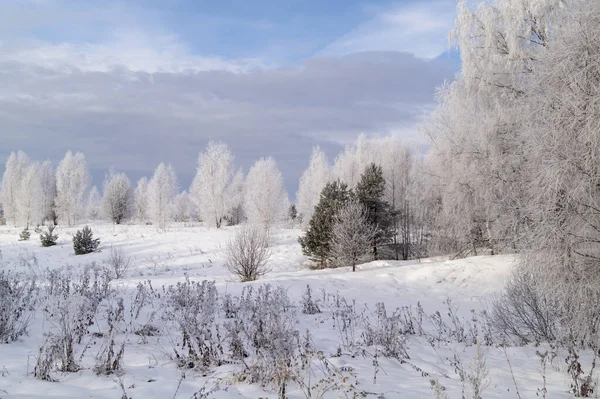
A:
[298,180,353,267]
[37,223,58,247]
[355,163,396,259]
[288,204,298,222]
[73,225,100,255]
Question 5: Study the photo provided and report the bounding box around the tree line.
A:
[0,145,288,230]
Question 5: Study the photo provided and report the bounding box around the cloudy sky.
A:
[0,0,460,195]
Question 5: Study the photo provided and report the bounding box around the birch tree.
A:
[134,177,149,223]
[55,151,90,226]
[17,162,43,228]
[224,168,245,225]
[173,191,192,222]
[190,141,233,228]
[296,146,329,229]
[39,160,56,223]
[331,200,376,271]
[244,157,288,229]
[102,171,134,224]
[86,186,101,221]
[1,151,29,226]
[148,162,177,229]
[516,0,600,339]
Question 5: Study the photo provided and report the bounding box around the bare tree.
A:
[330,200,376,272]
[225,224,272,282]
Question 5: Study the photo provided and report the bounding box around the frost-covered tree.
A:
[333,134,375,189]
[17,162,43,228]
[190,141,233,228]
[516,0,600,340]
[224,168,245,225]
[102,171,134,224]
[148,162,177,229]
[39,160,56,224]
[86,186,101,221]
[356,163,395,259]
[296,146,329,229]
[331,200,376,272]
[55,151,90,226]
[134,177,149,223]
[244,157,288,229]
[1,151,29,226]
[172,191,192,222]
[424,0,563,255]
[372,138,423,260]
[299,180,353,267]
[333,145,362,189]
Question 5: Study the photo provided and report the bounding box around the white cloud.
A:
[0,51,458,191]
[319,1,456,59]
[0,30,264,74]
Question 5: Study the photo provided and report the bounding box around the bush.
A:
[225,224,271,282]
[94,297,126,376]
[301,284,321,315]
[106,246,131,279]
[162,278,220,370]
[490,268,558,344]
[0,271,37,343]
[41,266,112,373]
[73,225,100,255]
[37,223,58,247]
[18,227,31,241]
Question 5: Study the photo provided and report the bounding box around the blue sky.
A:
[0,0,460,194]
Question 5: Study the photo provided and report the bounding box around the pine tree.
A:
[288,204,298,222]
[37,223,58,247]
[355,163,396,259]
[73,225,100,255]
[298,180,353,267]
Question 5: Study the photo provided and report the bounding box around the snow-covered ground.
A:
[0,223,587,398]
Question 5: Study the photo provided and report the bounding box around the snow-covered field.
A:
[0,223,586,398]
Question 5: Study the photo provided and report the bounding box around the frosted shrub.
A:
[94,297,126,376]
[40,267,112,373]
[0,271,37,343]
[362,302,409,360]
[301,285,321,315]
[230,285,299,397]
[491,269,557,344]
[294,333,362,399]
[106,246,131,279]
[162,278,221,370]
[225,224,272,282]
[130,281,161,342]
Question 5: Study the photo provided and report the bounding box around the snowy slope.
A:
[0,223,583,398]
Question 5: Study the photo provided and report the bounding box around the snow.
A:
[0,223,582,398]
